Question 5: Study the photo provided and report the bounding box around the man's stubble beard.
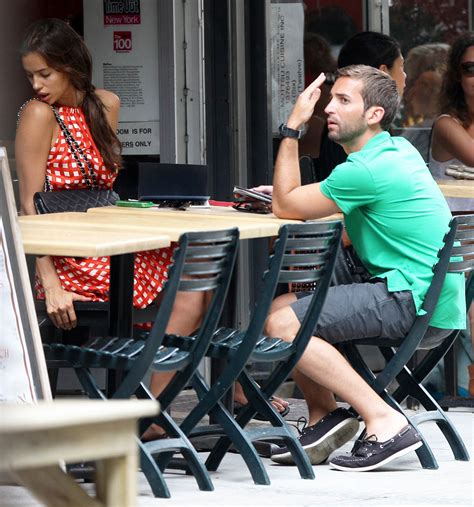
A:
[327,115,368,146]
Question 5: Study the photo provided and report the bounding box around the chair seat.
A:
[354,337,405,347]
[43,339,192,372]
[209,327,295,362]
[164,327,296,363]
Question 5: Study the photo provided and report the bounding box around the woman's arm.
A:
[431,116,474,166]
[15,100,56,215]
[15,100,89,329]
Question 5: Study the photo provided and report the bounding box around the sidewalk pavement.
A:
[2,407,472,506]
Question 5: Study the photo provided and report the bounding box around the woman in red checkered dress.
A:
[16,19,207,343]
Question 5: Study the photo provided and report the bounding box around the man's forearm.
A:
[272,137,301,216]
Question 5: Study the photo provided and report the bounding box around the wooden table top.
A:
[0,399,159,434]
[87,205,342,231]
[437,179,474,199]
[19,216,171,257]
[29,207,281,241]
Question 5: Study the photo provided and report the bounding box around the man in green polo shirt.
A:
[267,65,465,471]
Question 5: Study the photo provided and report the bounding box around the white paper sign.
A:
[0,221,36,403]
[84,0,160,155]
[271,0,305,134]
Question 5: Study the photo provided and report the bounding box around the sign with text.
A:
[0,148,51,403]
[270,0,305,135]
[85,0,159,155]
[104,0,141,25]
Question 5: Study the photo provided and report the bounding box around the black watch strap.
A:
[279,123,303,139]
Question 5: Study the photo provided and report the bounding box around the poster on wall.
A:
[270,0,305,135]
[0,148,51,403]
[84,0,160,155]
[0,229,36,403]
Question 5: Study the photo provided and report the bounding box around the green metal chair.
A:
[43,228,239,498]
[343,214,473,470]
[163,220,343,484]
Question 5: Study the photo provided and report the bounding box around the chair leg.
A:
[47,367,59,398]
[201,371,314,481]
[395,369,470,461]
[153,410,214,492]
[344,345,440,470]
[203,401,270,485]
[181,374,271,485]
[238,370,315,480]
[138,440,171,499]
[382,348,470,462]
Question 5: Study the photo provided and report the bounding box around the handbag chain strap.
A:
[51,107,98,190]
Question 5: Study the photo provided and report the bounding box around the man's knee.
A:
[265,306,300,341]
[269,292,298,314]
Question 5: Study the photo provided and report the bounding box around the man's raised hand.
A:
[287,73,326,130]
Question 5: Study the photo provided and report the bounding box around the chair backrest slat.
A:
[281,252,327,266]
[179,278,220,291]
[447,214,474,275]
[448,260,474,273]
[450,244,474,256]
[183,259,226,276]
[278,267,325,284]
[285,236,334,250]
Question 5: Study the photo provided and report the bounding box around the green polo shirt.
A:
[320,131,465,330]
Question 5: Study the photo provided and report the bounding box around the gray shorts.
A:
[290,246,452,348]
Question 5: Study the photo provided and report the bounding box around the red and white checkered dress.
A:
[36,105,174,308]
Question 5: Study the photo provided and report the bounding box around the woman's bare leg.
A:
[143,290,209,439]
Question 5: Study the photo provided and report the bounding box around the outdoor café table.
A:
[18,214,171,338]
[19,209,289,341]
[436,179,474,200]
[86,204,304,238]
[1,399,159,507]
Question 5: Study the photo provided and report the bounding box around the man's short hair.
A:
[336,65,400,130]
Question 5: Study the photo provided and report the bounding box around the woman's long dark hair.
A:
[439,32,474,128]
[20,18,122,171]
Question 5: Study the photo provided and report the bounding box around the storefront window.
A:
[390,0,471,161]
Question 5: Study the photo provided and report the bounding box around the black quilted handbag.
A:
[34,188,119,214]
[33,106,120,214]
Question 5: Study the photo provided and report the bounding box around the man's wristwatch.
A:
[279,123,304,139]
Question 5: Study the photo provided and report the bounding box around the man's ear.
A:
[365,105,385,126]
[379,64,389,74]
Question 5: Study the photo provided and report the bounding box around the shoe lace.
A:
[351,433,378,456]
[290,416,308,436]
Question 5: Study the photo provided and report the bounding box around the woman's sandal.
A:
[140,424,169,443]
[234,396,290,421]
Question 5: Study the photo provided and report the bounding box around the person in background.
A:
[400,43,449,162]
[316,31,406,179]
[428,32,474,399]
[256,31,406,196]
[267,66,465,471]
[429,32,474,212]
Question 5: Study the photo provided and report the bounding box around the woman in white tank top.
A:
[430,33,474,213]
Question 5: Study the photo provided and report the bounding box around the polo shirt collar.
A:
[361,131,390,151]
